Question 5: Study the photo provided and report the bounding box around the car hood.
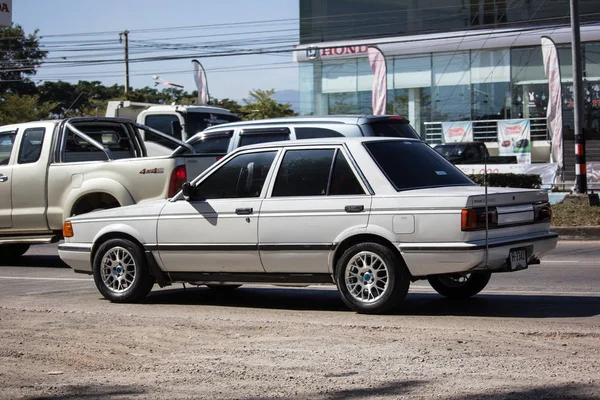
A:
[67,199,168,222]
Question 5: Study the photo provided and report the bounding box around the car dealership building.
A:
[294,0,600,177]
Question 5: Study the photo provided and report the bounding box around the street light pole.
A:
[570,0,587,193]
[120,30,130,97]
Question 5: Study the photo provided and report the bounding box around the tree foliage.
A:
[0,24,47,96]
[240,89,296,120]
[0,94,58,126]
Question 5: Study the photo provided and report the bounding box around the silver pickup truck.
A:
[0,117,191,259]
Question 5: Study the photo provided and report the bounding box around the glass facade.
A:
[299,42,600,144]
[300,0,597,44]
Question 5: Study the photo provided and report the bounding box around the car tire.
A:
[1,244,30,259]
[427,272,491,299]
[335,242,409,314]
[93,238,154,303]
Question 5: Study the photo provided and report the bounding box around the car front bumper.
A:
[58,243,93,274]
[398,232,559,278]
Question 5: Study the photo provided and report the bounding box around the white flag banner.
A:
[192,59,209,105]
[541,36,563,169]
[368,46,387,115]
[498,119,531,164]
[441,121,474,143]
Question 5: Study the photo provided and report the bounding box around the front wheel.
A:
[427,272,491,299]
[93,238,154,303]
[335,243,409,314]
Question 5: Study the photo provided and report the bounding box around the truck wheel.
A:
[335,242,409,314]
[427,272,491,299]
[1,244,30,260]
[93,238,154,303]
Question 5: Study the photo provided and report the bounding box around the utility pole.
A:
[570,0,587,193]
[119,30,130,97]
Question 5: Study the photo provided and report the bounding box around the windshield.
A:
[434,144,468,158]
[364,140,474,191]
[365,120,420,139]
[185,112,241,136]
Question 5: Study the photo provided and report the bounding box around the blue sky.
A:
[13,0,300,102]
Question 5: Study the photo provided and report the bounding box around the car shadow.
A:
[0,254,69,268]
[145,286,600,318]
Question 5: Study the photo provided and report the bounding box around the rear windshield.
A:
[365,120,420,139]
[364,141,474,191]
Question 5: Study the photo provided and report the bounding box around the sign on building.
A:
[441,121,473,143]
[497,119,531,164]
[0,0,11,28]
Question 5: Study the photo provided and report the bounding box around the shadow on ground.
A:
[26,384,146,399]
[0,254,69,268]
[144,286,600,318]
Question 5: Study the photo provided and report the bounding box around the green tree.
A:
[0,24,47,96]
[210,97,243,114]
[241,89,296,120]
[0,94,57,125]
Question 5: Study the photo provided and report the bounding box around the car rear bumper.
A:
[398,232,558,277]
[58,243,93,274]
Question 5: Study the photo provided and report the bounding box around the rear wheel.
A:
[335,242,409,314]
[93,238,154,303]
[1,244,30,260]
[427,272,491,299]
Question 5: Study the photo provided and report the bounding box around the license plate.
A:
[509,248,528,271]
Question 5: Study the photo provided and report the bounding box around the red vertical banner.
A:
[192,59,209,105]
[541,36,563,169]
[368,46,387,115]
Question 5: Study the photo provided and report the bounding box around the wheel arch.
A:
[330,232,413,282]
[90,224,147,265]
[63,178,135,220]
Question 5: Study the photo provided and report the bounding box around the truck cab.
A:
[106,101,240,155]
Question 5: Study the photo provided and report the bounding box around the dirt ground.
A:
[1,285,599,400]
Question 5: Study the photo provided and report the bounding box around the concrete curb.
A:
[551,226,600,241]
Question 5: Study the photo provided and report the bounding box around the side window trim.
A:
[340,144,374,195]
[17,127,46,164]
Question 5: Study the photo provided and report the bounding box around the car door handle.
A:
[345,205,364,213]
[0,175,7,183]
[235,207,253,215]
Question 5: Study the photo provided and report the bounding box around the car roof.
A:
[230,136,420,152]
[200,114,408,130]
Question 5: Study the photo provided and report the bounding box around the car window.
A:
[0,131,17,165]
[295,127,344,140]
[64,124,135,162]
[272,149,335,197]
[367,120,420,139]
[238,128,290,148]
[364,140,474,191]
[197,151,277,199]
[144,114,181,139]
[330,151,365,195]
[18,128,45,164]
[189,132,232,154]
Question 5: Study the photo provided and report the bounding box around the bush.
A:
[468,173,542,189]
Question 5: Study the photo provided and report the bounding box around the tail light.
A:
[168,165,187,197]
[534,202,552,222]
[461,207,498,231]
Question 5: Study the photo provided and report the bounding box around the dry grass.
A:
[551,195,600,226]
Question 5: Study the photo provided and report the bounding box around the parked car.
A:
[58,137,557,314]
[0,117,192,258]
[434,142,517,164]
[174,115,420,178]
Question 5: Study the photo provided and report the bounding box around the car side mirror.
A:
[171,120,183,140]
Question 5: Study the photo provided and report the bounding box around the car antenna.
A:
[64,92,85,117]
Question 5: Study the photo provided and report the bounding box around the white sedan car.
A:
[58,137,558,314]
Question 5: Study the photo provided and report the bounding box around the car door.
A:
[258,146,372,274]
[0,131,17,228]
[156,149,279,273]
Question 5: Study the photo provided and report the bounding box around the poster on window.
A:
[497,119,531,164]
[441,121,473,143]
[588,162,600,189]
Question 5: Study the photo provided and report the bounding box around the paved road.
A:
[1,242,599,399]
[1,241,598,321]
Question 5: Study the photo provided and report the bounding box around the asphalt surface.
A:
[0,241,598,320]
[1,242,599,399]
